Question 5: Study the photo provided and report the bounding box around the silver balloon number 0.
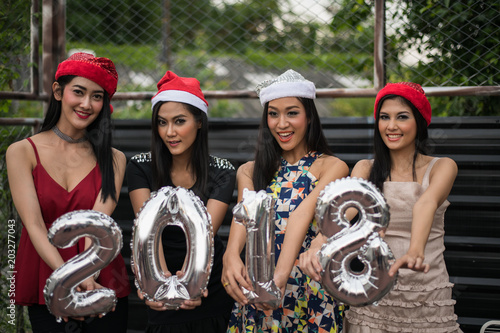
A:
[233,189,281,309]
[316,177,397,306]
[44,210,122,320]
[131,186,214,309]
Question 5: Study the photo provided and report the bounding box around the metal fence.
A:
[1,0,499,115]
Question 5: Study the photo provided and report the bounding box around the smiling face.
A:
[54,76,104,130]
[267,97,309,161]
[378,98,417,152]
[156,101,201,158]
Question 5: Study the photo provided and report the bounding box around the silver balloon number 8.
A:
[316,177,397,306]
[44,210,122,320]
[233,189,281,309]
[131,186,214,309]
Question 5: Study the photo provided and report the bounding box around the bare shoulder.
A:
[112,147,126,165]
[6,138,33,163]
[236,161,255,192]
[430,156,458,178]
[111,148,126,178]
[312,154,349,180]
[435,156,457,168]
[316,154,348,170]
[237,161,254,178]
[351,159,372,179]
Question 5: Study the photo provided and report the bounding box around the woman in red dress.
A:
[6,52,130,333]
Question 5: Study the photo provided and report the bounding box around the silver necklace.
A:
[52,126,88,143]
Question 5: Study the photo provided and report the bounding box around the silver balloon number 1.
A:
[131,186,214,309]
[44,210,122,320]
[316,177,397,306]
[233,189,281,309]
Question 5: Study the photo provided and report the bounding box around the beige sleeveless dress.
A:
[345,158,462,332]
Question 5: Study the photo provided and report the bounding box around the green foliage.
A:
[330,0,373,32]
[0,0,31,117]
[113,101,152,119]
[67,0,159,44]
[206,0,281,53]
[329,97,375,117]
[328,0,375,53]
[0,4,32,326]
[0,125,32,333]
[246,50,373,80]
[67,42,163,72]
[331,0,500,116]
[392,0,500,116]
[67,0,213,47]
[209,100,244,118]
[9,100,44,118]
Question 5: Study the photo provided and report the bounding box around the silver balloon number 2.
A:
[44,210,122,320]
[233,189,281,309]
[131,186,214,309]
[316,177,397,306]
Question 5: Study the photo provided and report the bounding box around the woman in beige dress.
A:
[300,82,462,332]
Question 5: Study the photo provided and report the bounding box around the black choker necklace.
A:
[52,126,88,143]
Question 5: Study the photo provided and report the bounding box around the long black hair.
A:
[369,95,430,191]
[150,101,209,197]
[39,75,117,203]
[252,97,332,191]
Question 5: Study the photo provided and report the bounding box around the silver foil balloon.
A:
[316,177,397,307]
[43,210,122,320]
[131,186,214,309]
[233,188,281,309]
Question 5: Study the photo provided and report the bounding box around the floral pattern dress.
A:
[227,151,344,333]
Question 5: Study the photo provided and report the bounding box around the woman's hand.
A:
[250,271,286,312]
[273,269,288,299]
[137,270,208,311]
[137,270,171,311]
[62,277,108,322]
[178,290,207,310]
[388,250,430,277]
[77,276,104,292]
[176,270,207,310]
[299,234,327,282]
[222,251,252,305]
[137,289,168,311]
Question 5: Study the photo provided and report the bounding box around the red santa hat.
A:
[374,82,432,126]
[151,71,208,113]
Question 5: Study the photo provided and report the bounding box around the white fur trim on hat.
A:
[255,69,316,106]
[151,90,208,113]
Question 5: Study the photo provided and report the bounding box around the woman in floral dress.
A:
[223,70,349,332]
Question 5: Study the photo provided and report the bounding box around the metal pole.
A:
[42,0,55,109]
[161,0,172,69]
[31,0,40,97]
[374,0,386,90]
[57,0,66,62]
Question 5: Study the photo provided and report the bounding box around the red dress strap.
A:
[26,137,41,165]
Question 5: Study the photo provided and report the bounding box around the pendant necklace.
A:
[52,126,88,143]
